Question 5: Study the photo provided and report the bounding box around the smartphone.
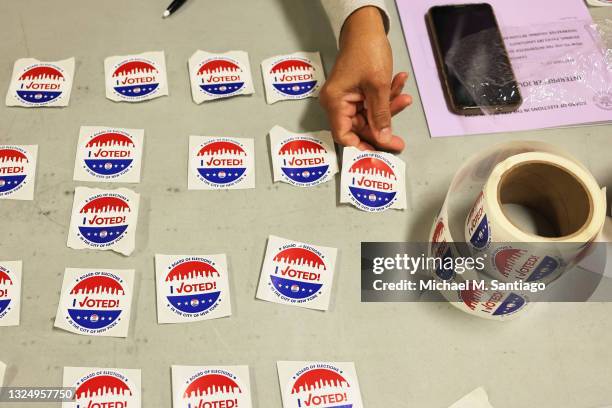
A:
[426,3,522,115]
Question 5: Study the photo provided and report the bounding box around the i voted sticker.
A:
[62,366,141,408]
[188,50,254,103]
[261,52,325,104]
[277,361,364,408]
[73,126,144,183]
[5,57,75,107]
[172,365,252,408]
[256,235,337,311]
[155,254,232,324]
[269,126,338,187]
[340,147,407,212]
[67,187,140,256]
[188,136,255,190]
[54,268,134,337]
[104,51,168,102]
[0,261,22,327]
[0,145,38,201]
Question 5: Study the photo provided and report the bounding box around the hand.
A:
[320,6,412,152]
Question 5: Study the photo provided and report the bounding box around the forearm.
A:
[321,0,390,45]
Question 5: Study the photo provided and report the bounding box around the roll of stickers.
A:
[429,141,607,320]
[465,152,607,284]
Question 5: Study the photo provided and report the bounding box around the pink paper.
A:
[396,0,612,137]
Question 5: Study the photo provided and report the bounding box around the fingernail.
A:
[379,127,392,142]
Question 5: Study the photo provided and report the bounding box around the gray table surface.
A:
[0,1,611,407]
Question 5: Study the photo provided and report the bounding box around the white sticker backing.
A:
[54,268,135,338]
[188,136,255,190]
[0,145,38,200]
[62,366,141,408]
[73,126,144,183]
[277,361,364,408]
[104,51,168,102]
[172,365,252,408]
[269,126,338,187]
[261,52,325,104]
[340,147,407,212]
[0,261,22,327]
[188,50,254,103]
[5,57,75,107]
[67,187,140,256]
[0,361,5,386]
[155,254,232,324]
[256,235,337,311]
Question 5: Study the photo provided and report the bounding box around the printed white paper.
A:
[277,361,363,408]
[6,57,75,107]
[67,187,140,256]
[104,51,168,102]
[340,147,407,212]
[172,365,252,408]
[448,387,494,408]
[261,52,325,104]
[155,254,232,324]
[0,361,5,386]
[269,126,338,187]
[62,366,141,408]
[0,145,38,201]
[54,268,135,338]
[256,235,337,311]
[0,261,22,327]
[188,50,254,103]
[73,126,144,183]
[188,136,255,190]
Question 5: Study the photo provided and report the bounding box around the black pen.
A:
[162,0,188,18]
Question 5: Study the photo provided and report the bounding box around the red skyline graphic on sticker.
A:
[349,158,395,179]
[274,247,326,270]
[75,375,132,398]
[184,374,241,398]
[113,61,157,77]
[71,276,124,295]
[495,249,525,276]
[19,66,64,81]
[198,60,241,75]
[86,132,135,148]
[80,197,130,214]
[197,141,245,157]
[278,140,325,155]
[0,270,13,285]
[270,59,313,74]
[166,260,220,281]
[292,368,349,393]
[0,149,28,163]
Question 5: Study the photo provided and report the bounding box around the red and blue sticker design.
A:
[278,362,363,408]
[155,255,231,323]
[189,51,254,103]
[74,127,144,183]
[262,52,324,104]
[6,58,74,107]
[0,261,21,327]
[189,136,255,190]
[492,247,562,282]
[0,145,37,200]
[459,285,528,317]
[68,187,140,256]
[269,126,338,187]
[466,192,491,250]
[341,147,406,212]
[104,52,168,102]
[55,269,134,337]
[63,367,141,408]
[257,236,337,311]
[172,365,252,408]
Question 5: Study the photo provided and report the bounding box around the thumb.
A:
[364,80,392,143]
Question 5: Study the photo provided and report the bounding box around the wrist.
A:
[340,6,387,49]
